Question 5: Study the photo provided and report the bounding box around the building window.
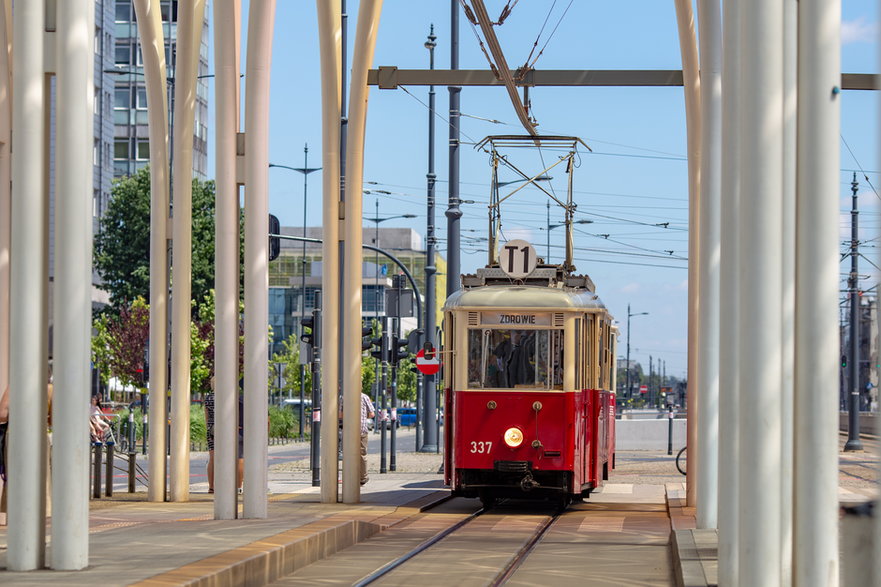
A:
[93,139,99,166]
[114,87,130,109]
[114,43,130,66]
[114,139,129,160]
[136,87,148,109]
[136,139,150,160]
[115,1,131,22]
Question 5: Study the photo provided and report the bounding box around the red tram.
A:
[442,264,617,508]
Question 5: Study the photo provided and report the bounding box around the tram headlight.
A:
[503,427,524,448]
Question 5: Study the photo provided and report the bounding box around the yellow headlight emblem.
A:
[503,427,524,448]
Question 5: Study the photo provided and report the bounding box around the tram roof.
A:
[443,285,607,312]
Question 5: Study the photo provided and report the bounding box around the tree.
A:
[91,297,150,392]
[94,166,221,312]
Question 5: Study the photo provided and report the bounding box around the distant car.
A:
[398,407,417,427]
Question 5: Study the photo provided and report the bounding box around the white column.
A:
[342,0,383,505]
[316,0,341,505]
[242,0,275,519]
[212,0,242,520]
[50,0,93,570]
[717,0,741,583]
[695,0,721,530]
[132,0,170,503]
[8,0,48,570]
[673,0,702,508]
[794,1,840,584]
[780,1,797,583]
[0,0,10,404]
[738,1,783,584]
[168,0,206,503]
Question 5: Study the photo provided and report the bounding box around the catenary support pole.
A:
[738,1,783,583]
[780,1,798,582]
[242,0,275,518]
[695,0,721,531]
[316,0,342,504]
[422,25,438,454]
[717,0,741,582]
[7,0,48,570]
[794,1,841,583]
[51,0,94,569]
[169,0,206,504]
[212,0,242,520]
[446,0,461,300]
[673,0,702,509]
[132,0,171,504]
[343,0,383,504]
[844,172,863,451]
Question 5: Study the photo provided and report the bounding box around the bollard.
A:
[105,442,115,497]
[128,452,137,493]
[667,405,674,455]
[92,442,103,498]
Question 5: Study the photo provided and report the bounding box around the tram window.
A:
[467,329,563,390]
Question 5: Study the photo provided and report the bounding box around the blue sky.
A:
[215,2,879,378]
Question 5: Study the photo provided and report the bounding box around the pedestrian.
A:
[359,392,375,485]
[89,394,111,441]
[0,385,8,521]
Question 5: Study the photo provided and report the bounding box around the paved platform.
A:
[0,475,686,586]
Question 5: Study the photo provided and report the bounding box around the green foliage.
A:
[269,405,296,438]
[91,297,150,390]
[94,166,222,312]
[190,404,207,443]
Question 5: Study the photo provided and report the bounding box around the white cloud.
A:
[621,282,641,294]
[842,17,878,44]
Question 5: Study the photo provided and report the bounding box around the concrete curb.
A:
[666,483,718,587]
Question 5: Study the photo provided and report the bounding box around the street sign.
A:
[415,348,441,375]
[639,384,648,394]
[499,239,537,279]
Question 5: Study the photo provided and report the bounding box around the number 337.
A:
[470,441,492,453]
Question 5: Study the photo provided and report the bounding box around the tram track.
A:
[354,500,564,586]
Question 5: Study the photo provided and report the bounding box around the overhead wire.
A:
[841,133,880,200]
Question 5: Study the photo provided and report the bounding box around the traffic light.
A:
[301,316,315,347]
[371,332,387,362]
[841,354,847,369]
[268,214,280,261]
[391,333,409,364]
[361,321,374,352]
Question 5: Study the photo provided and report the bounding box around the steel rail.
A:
[490,512,559,586]
[353,507,487,586]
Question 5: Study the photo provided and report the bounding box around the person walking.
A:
[359,392,375,486]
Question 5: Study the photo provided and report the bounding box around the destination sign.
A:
[482,312,551,326]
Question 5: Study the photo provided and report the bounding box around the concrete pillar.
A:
[342,0,383,505]
[738,1,783,583]
[212,0,242,520]
[695,0,721,530]
[168,0,206,503]
[717,0,740,582]
[0,0,9,406]
[8,0,48,570]
[780,1,798,583]
[673,0,702,509]
[242,0,275,518]
[132,0,170,504]
[315,0,342,504]
[50,0,93,570]
[794,1,841,584]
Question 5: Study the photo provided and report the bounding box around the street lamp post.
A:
[626,304,649,404]
[269,147,320,439]
[364,205,416,435]
[423,24,438,453]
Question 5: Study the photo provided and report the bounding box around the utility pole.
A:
[844,173,863,451]
[649,355,654,406]
[625,304,648,406]
[422,25,438,453]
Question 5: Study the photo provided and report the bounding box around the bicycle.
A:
[676,445,687,475]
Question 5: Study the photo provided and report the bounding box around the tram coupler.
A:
[520,473,540,492]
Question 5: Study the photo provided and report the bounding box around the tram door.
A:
[581,315,595,486]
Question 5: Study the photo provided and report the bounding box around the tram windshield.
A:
[467,329,564,390]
